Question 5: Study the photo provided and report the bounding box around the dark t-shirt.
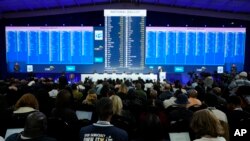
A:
[6,133,56,141]
[80,123,128,141]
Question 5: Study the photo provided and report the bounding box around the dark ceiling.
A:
[0,0,250,20]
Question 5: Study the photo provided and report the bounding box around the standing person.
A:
[59,72,68,89]
[80,97,128,141]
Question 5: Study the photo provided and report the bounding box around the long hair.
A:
[191,109,224,138]
[118,83,128,94]
[109,95,123,115]
[15,93,39,110]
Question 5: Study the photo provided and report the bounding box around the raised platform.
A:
[81,73,158,82]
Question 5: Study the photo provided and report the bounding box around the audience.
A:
[0,71,250,141]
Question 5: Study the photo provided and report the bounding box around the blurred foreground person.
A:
[6,112,56,141]
[191,109,226,141]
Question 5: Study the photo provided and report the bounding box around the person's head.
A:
[55,89,72,109]
[71,84,78,90]
[204,76,213,88]
[23,112,47,138]
[135,82,142,90]
[84,89,97,105]
[204,93,218,107]
[227,95,242,110]
[139,113,164,141]
[175,93,189,105]
[96,97,113,121]
[212,87,222,96]
[164,83,171,90]
[15,93,39,110]
[239,71,247,79]
[118,83,128,94]
[188,89,198,98]
[150,89,158,99]
[191,109,224,138]
[109,95,123,115]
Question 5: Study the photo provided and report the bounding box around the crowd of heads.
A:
[0,70,250,141]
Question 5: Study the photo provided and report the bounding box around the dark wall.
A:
[0,10,249,79]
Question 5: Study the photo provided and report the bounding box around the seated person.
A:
[167,93,193,132]
[80,97,128,141]
[186,89,202,108]
[12,93,39,127]
[82,89,97,106]
[51,89,78,125]
[6,112,56,141]
[191,109,226,141]
[227,95,250,141]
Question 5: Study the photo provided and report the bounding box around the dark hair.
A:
[71,84,77,90]
[139,113,164,141]
[227,95,241,106]
[23,112,47,138]
[96,97,113,120]
[88,89,96,94]
[55,89,71,109]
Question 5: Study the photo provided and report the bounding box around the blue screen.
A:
[6,26,95,73]
[5,26,246,74]
[145,27,246,72]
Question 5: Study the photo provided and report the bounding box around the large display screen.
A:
[6,26,94,72]
[5,26,246,74]
[146,27,246,66]
[104,9,146,72]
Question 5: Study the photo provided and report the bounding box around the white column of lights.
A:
[125,16,128,67]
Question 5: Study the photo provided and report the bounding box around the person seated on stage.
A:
[191,109,226,141]
[80,97,128,141]
[6,112,56,141]
[186,89,202,108]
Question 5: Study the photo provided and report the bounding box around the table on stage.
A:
[81,73,157,82]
